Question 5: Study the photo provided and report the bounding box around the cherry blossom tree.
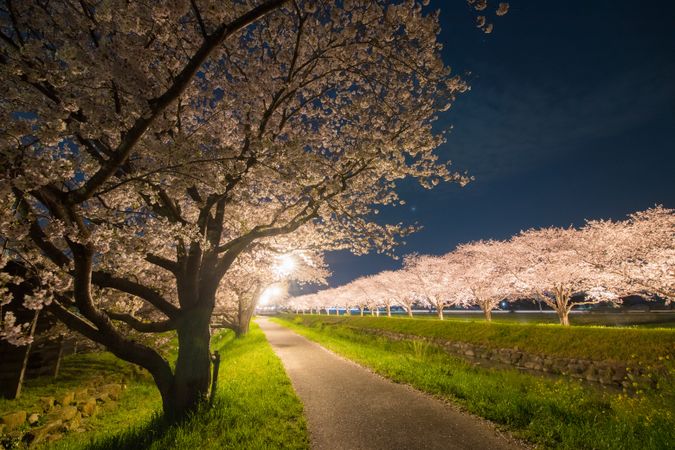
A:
[1,0,480,418]
[506,228,622,326]
[579,206,674,302]
[452,240,518,321]
[403,254,471,319]
[365,271,401,317]
[214,247,328,335]
[348,277,381,316]
[373,268,421,317]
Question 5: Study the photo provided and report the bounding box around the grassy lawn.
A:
[273,316,675,449]
[2,323,308,450]
[285,315,675,364]
[337,310,675,328]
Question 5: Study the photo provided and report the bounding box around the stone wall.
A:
[349,326,658,390]
[0,383,125,448]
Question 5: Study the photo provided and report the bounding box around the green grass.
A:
[273,316,675,449]
[3,323,308,450]
[286,315,675,364]
[386,310,675,328]
[0,351,160,450]
[0,351,153,418]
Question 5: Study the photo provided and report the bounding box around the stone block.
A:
[98,383,123,401]
[55,406,78,422]
[80,398,97,417]
[612,366,627,382]
[38,397,55,412]
[59,391,75,406]
[0,411,26,431]
[64,413,81,431]
[74,388,90,401]
[23,419,62,447]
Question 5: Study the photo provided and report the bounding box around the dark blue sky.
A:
[324,0,675,287]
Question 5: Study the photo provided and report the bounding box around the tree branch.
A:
[146,253,179,274]
[67,0,289,204]
[91,271,179,319]
[105,310,177,333]
[190,0,208,40]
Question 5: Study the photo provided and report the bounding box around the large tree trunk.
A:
[554,290,572,326]
[238,303,256,337]
[558,309,571,326]
[437,304,444,320]
[386,304,391,317]
[167,309,213,420]
[483,305,492,322]
[359,306,364,317]
[407,305,413,318]
[233,297,256,337]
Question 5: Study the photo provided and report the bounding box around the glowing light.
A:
[259,284,285,305]
[274,254,297,277]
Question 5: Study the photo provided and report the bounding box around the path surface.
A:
[257,318,523,450]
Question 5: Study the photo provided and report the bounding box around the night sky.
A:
[323,0,675,287]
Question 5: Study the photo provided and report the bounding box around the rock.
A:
[464,349,475,357]
[27,413,40,425]
[55,406,78,422]
[1,411,26,431]
[59,391,75,406]
[80,398,97,417]
[45,432,64,443]
[584,366,599,382]
[74,388,90,401]
[598,367,614,385]
[612,366,627,383]
[23,419,62,446]
[568,363,584,375]
[102,384,123,400]
[97,383,123,401]
[64,413,81,432]
[510,352,523,364]
[38,397,55,412]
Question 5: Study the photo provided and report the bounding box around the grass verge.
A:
[3,322,308,449]
[74,322,307,450]
[380,310,675,328]
[273,316,675,449]
[284,315,675,364]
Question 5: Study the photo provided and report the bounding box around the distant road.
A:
[258,318,523,450]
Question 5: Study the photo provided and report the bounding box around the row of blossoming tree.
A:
[286,206,674,326]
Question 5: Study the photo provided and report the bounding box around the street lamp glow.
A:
[259,284,284,305]
[274,254,297,277]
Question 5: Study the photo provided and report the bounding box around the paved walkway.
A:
[257,318,523,450]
